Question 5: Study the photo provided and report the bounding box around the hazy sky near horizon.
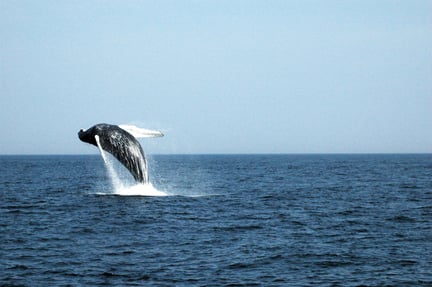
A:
[1,1,431,154]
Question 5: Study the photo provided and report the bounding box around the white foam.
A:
[114,183,168,196]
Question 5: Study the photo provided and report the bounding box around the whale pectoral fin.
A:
[118,125,164,138]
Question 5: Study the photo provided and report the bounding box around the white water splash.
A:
[95,135,168,196]
[114,183,168,196]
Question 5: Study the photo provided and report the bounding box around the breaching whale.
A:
[78,123,163,184]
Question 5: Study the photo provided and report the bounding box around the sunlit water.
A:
[1,154,431,286]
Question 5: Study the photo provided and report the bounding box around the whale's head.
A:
[78,128,97,146]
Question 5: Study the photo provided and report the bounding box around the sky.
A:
[1,0,431,154]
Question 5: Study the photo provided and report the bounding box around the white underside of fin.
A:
[118,125,164,138]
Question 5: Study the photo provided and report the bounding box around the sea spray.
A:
[115,184,168,196]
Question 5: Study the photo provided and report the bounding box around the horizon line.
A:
[1,152,431,156]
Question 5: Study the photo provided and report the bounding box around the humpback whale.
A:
[78,123,163,184]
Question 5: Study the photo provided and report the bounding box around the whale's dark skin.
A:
[78,123,148,184]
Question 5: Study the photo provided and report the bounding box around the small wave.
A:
[387,215,417,223]
[214,225,263,232]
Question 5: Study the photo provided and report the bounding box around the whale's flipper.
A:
[119,125,164,138]
[78,123,159,184]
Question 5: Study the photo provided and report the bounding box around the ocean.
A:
[1,154,431,286]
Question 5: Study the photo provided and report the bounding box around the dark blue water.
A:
[1,154,431,286]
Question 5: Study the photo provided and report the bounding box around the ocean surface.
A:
[1,154,431,286]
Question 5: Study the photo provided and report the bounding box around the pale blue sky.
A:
[1,0,431,154]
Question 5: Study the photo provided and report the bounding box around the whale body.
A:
[78,123,163,184]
